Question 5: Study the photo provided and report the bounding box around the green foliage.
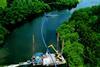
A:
[13,0,33,8]
[0,0,52,45]
[0,0,79,45]
[0,25,8,45]
[42,0,56,3]
[63,41,84,67]
[0,0,7,9]
[57,5,100,67]
[56,0,78,6]
[43,0,79,9]
[56,0,79,9]
[32,1,51,13]
[57,20,84,67]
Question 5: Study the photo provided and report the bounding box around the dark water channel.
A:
[0,0,100,65]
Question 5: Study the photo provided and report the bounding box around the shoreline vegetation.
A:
[0,0,79,46]
[57,5,100,67]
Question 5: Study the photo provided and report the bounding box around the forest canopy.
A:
[57,5,100,67]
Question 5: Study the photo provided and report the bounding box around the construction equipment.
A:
[48,45,62,61]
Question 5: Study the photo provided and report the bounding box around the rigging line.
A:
[41,17,48,49]
[41,15,57,67]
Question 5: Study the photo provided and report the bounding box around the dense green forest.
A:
[0,0,79,46]
[57,5,100,67]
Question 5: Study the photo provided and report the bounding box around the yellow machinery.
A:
[48,45,62,61]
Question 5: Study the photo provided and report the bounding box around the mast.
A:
[61,39,64,54]
[57,32,60,52]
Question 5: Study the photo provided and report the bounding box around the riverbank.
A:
[57,5,100,67]
[0,0,79,46]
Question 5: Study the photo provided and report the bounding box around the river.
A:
[0,0,100,65]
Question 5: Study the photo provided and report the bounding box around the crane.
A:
[48,45,62,61]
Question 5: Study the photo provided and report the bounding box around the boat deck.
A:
[5,53,66,67]
[32,53,66,66]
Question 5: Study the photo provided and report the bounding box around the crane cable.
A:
[41,15,57,67]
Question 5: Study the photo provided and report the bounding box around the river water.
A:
[0,0,100,65]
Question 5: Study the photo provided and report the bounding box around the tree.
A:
[57,5,100,67]
[0,0,7,9]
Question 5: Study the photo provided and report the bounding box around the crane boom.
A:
[48,45,58,53]
[48,45,62,61]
